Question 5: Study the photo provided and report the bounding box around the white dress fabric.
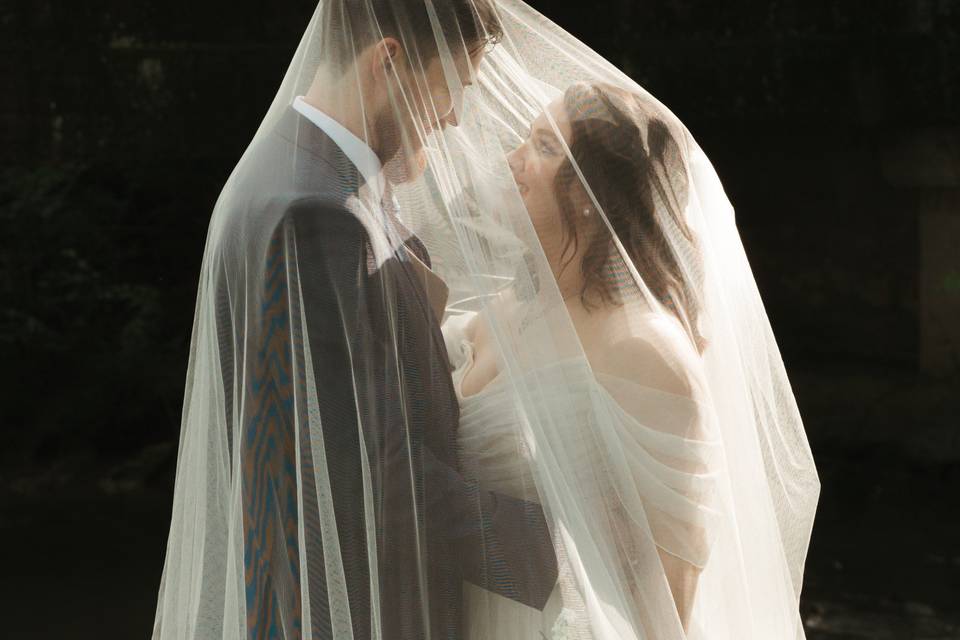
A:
[442,310,721,640]
[444,309,564,638]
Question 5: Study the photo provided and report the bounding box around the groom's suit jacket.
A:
[215,106,558,639]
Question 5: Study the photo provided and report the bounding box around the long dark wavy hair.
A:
[553,82,707,353]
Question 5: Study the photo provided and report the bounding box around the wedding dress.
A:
[442,305,721,640]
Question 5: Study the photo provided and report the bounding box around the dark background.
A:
[2,0,958,637]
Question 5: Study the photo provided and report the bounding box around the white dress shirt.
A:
[292,96,386,203]
[291,97,448,318]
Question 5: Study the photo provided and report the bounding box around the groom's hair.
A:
[331,0,504,69]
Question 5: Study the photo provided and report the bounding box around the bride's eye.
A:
[519,125,556,156]
[537,137,557,156]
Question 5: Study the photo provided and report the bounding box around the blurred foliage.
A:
[0,0,957,474]
[0,162,193,468]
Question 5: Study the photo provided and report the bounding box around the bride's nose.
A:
[507,148,524,176]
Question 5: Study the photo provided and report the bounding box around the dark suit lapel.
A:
[272,104,449,331]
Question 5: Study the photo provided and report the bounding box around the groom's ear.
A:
[371,37,403,79]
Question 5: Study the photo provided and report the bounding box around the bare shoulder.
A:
[590,311,703,399]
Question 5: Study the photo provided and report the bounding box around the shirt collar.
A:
[292,96,386,202]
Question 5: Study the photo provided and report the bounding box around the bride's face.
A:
[507,100,573,242]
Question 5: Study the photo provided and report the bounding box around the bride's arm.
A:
[609,499,703,631]
[656,548,702,631]
[593,334,716,632]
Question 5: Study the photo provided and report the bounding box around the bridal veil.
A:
[153,0,820,638]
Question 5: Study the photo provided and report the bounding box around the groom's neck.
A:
[302,84,377,157]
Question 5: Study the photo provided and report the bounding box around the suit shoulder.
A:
[279,196,371,248]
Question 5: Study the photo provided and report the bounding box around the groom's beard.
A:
[374,104,429,185]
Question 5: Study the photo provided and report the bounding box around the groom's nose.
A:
[442,95,469,130]
[441,108,459,128]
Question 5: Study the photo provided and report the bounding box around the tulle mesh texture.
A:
[153,1,819,638]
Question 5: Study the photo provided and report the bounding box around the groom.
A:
[229,0,558,638]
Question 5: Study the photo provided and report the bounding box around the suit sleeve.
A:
[283,197,558,617]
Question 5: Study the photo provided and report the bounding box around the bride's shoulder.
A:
[589,308,705,400]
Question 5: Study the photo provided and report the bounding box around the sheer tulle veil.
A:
[152,0,820,638]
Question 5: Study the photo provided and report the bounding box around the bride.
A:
[443,82,720,639]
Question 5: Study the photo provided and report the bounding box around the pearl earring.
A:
[582,207,592,216]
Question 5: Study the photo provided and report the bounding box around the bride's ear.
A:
[568,182,599,221]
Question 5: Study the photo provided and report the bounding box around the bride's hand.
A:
[441,309,479,366]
